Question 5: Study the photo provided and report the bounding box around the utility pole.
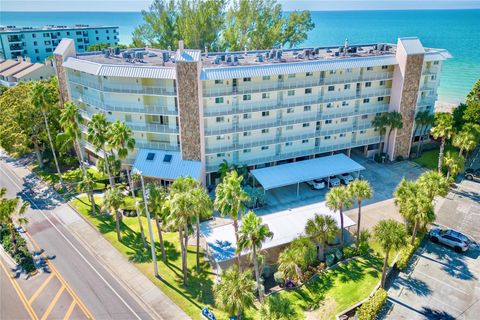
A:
[137,170,159,278]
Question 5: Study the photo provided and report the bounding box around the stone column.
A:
[53,39,76,108]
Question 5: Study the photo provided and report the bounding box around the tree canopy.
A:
[132,0,314,51]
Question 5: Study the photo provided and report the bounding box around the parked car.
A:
[329,176,341,187]
[465,168,480,182]
[306,179,326,190]
[430,228,471,252]
[337,173,354,185]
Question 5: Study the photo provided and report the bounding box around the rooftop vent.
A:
[163,154,172,163]
[146,152,155,161]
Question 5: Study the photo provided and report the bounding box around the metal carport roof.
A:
[250,153,365,190]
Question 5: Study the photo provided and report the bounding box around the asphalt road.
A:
[0,153,154,320]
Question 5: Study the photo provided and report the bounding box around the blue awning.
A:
[133,149,201,180]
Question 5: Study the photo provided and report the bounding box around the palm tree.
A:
[453,128,477,157]
[191,186,213,272]
[417,170,449,201]
[87,113,115,188]
[102,187,124,241]
[325,186,353,246]
[348,179,373,249]
[77,171,97,216]
[413,111,433,157]
[58,101,86,175]
[125,170,147,249]
[444,151,465,180]
[31,82,64,187]
[405,192,435,245]
[0,189,29,253]
[385,111,403,160]
[259,294,297,320]
[146,183,167,260]
[278,246,303,282]
[304,214,339,261]
[218,159,230,181]
[393,178,417,226]
[213,266,256,320]
[372,114,388,157]
[417,112,435,156]
[374,219,407,288]
[430,112,454,173]
[237,211,273,302]
[214,170,249,266]
[107,120,136,160]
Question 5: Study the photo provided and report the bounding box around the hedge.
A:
[0,227,36,273]
[396,234,424,271]
[357,288,388,320]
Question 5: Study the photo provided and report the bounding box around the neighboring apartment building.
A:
[0,25,119,62]
[54,37,451,185]
[0,57,55,87]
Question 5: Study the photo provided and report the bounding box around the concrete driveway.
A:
[384,241,480,320]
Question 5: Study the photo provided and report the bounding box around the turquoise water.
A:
[1,10,479,104]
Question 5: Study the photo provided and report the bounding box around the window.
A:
[243,77,251,82]
[326,103,333,108]
[243,131,251,137]
[66,32,70,36]
[285,142,292,146]
[286,125,293,130]
[325,119,332,124]
[107,36,110,40]
[328,85,335,92]
[303,123,310,128]
[287,108,294,114]
[96,37,99,41]
[329,70,335,75]
[216,116,225,123]
[363,98,370,103]
[342,101,349,106]
[306,72,313,77]
[32,34,36,38]
[45,48,52,53]
[305,88,312,94]
[302,139,309,144]
[382,65,388,69]
[243,113,251,119]
[287,90,295,96]
[261,146,269,150]
[262,111,269,117]
[360,130,366,134]
[243,149,251,153]
[361,115,368,119]
[433,61,439,65]
[216,135,225,140]
[346,68,353,73]
[288,73,296,78]
[44,40,51,45]
[431,75,437,80]
[243,94,251,101]
[304,105,311,112]
[367,66,373,71]
[146,153,155,161]
[151,115,166,124]
[262,93,270,99]
[76,31,82,35]
[215,97,224,104]
[33,41,38,46]
[77,38,83,42]
[215,80,223,84]
[339,133,346,137]
[95,30,99,34]
[261,128,269,134]
[43,33,50,37]
[217,153,225,158]
[106,30,110,34]
[365,82,372,87]
[324,136,331,140]
[344,84,351,90]
[378,97,384,102]
[262,76,270,81]
[341,118,348,122]
[34,49,39,53]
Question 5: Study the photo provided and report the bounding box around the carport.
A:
[251,153,365,197]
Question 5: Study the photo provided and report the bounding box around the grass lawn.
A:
[70,195,228,320]
[275,256,382,320]
[413,145,459,170]
[34,165,107,191]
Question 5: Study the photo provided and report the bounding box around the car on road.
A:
[337,173,354,185]
[306,179,327,190]
[328,176,341,187]
[430,228,471,252]
[465,168,480,182]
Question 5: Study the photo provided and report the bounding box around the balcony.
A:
[319,103,389,120]
[135,141,180,151]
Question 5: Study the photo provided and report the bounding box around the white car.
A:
[329,176,341,187]
[307,179,326,190]
[337,173,354,185]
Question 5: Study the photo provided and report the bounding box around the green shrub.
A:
[335,248,343,261]
[396,234,423,270]
[357,288,388,320]
[358,230,371,255]
[274,271,285,285]
[374,153,386,163]
[325,253,335,267]
[343,246,357,259]
[395,155,404,162]
[243,185,266,208]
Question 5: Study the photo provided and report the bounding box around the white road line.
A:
[413,269,469,295]
[0,163,142,320]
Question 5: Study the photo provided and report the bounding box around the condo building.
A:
[53,37,451,186]
[0,25,119,62]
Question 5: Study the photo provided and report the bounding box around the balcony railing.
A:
[319,103,388,120]
[135,141,180,151]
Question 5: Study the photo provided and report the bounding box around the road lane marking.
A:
[0,256,38,320]
[28,273,55,304]
[414,269,469,295]
[40,285,65,320]
[0,163,143,320]
[63,301,76,320]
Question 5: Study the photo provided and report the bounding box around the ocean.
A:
[1,10,479,104]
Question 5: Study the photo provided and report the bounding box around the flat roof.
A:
[0,60,19,73]
[133,149,201,181]
[0,25,118,33]
[251,153,365,190]
[201,201,356,263]
[12,63,46,79]
[0,61,32,77]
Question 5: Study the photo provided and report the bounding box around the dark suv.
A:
[465,168,480,182]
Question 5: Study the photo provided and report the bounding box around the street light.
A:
[133,168,159,278]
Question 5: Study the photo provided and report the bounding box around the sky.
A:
[2,0,480,12]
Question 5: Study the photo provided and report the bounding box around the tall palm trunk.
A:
[196,214,200,272]
[33,138,44,168]
[411,220,419,246]
[42,111,64,187]
[446,170,451,180]
[356,199,362,249]
[125,170,147,249]
[9,224,18,253]
[114,209,122,241]
[155,217,166,261]
[419,126,428,154]
[101,146,115,188]
[438,138,446,173]
[416,125,424,157]
[318,243,325,262]
[339,206,345,246]
[233,218,241,268]
[252,245,263,302]
[88,192,97,216]
[377,141,384,158]
[381,249,390,288]
[459,148,464,158]
[184,223,189,274]
[179,227,187,284]
[386,128,393,161]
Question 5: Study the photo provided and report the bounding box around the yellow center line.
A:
[40,285,65,320]
[28,273,55,304]
[63,301,76,320]
[24,231,95,319]
[0,256,38,320]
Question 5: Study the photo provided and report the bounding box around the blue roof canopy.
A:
[133,149,201,180]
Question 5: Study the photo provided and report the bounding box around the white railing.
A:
[135,141,180,151]
[126,122,179,134]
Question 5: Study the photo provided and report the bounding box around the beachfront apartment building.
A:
[0,25,119,62]
[53,37,450,185]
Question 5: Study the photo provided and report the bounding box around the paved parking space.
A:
[384,241,480,320]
